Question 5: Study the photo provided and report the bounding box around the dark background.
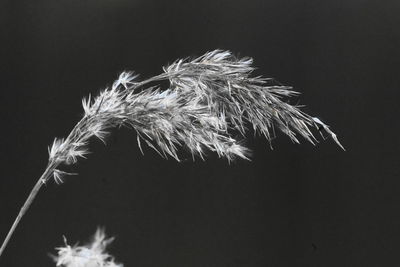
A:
[0,0,399,266]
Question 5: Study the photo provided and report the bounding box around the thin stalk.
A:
[0,162,57,258]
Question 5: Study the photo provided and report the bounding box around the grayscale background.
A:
[0,0,398,266]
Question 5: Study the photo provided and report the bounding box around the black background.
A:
[0,0,399,266]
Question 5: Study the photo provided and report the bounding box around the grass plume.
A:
[53,228,123,267]
[0,50,344,258]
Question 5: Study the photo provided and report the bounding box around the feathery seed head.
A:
[47,50,343,184]
[53,228,123,267]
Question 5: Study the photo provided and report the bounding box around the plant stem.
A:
[0,163,57,258]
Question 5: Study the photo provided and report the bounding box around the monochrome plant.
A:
[0,50,344,258]
[53,228,123,267]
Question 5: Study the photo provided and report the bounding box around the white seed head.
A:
[53,228,123,267]
[47,50,343,184]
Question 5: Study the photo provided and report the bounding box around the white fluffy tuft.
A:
[53,228,123,267]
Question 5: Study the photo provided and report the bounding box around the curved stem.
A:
[0,163,56,258]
